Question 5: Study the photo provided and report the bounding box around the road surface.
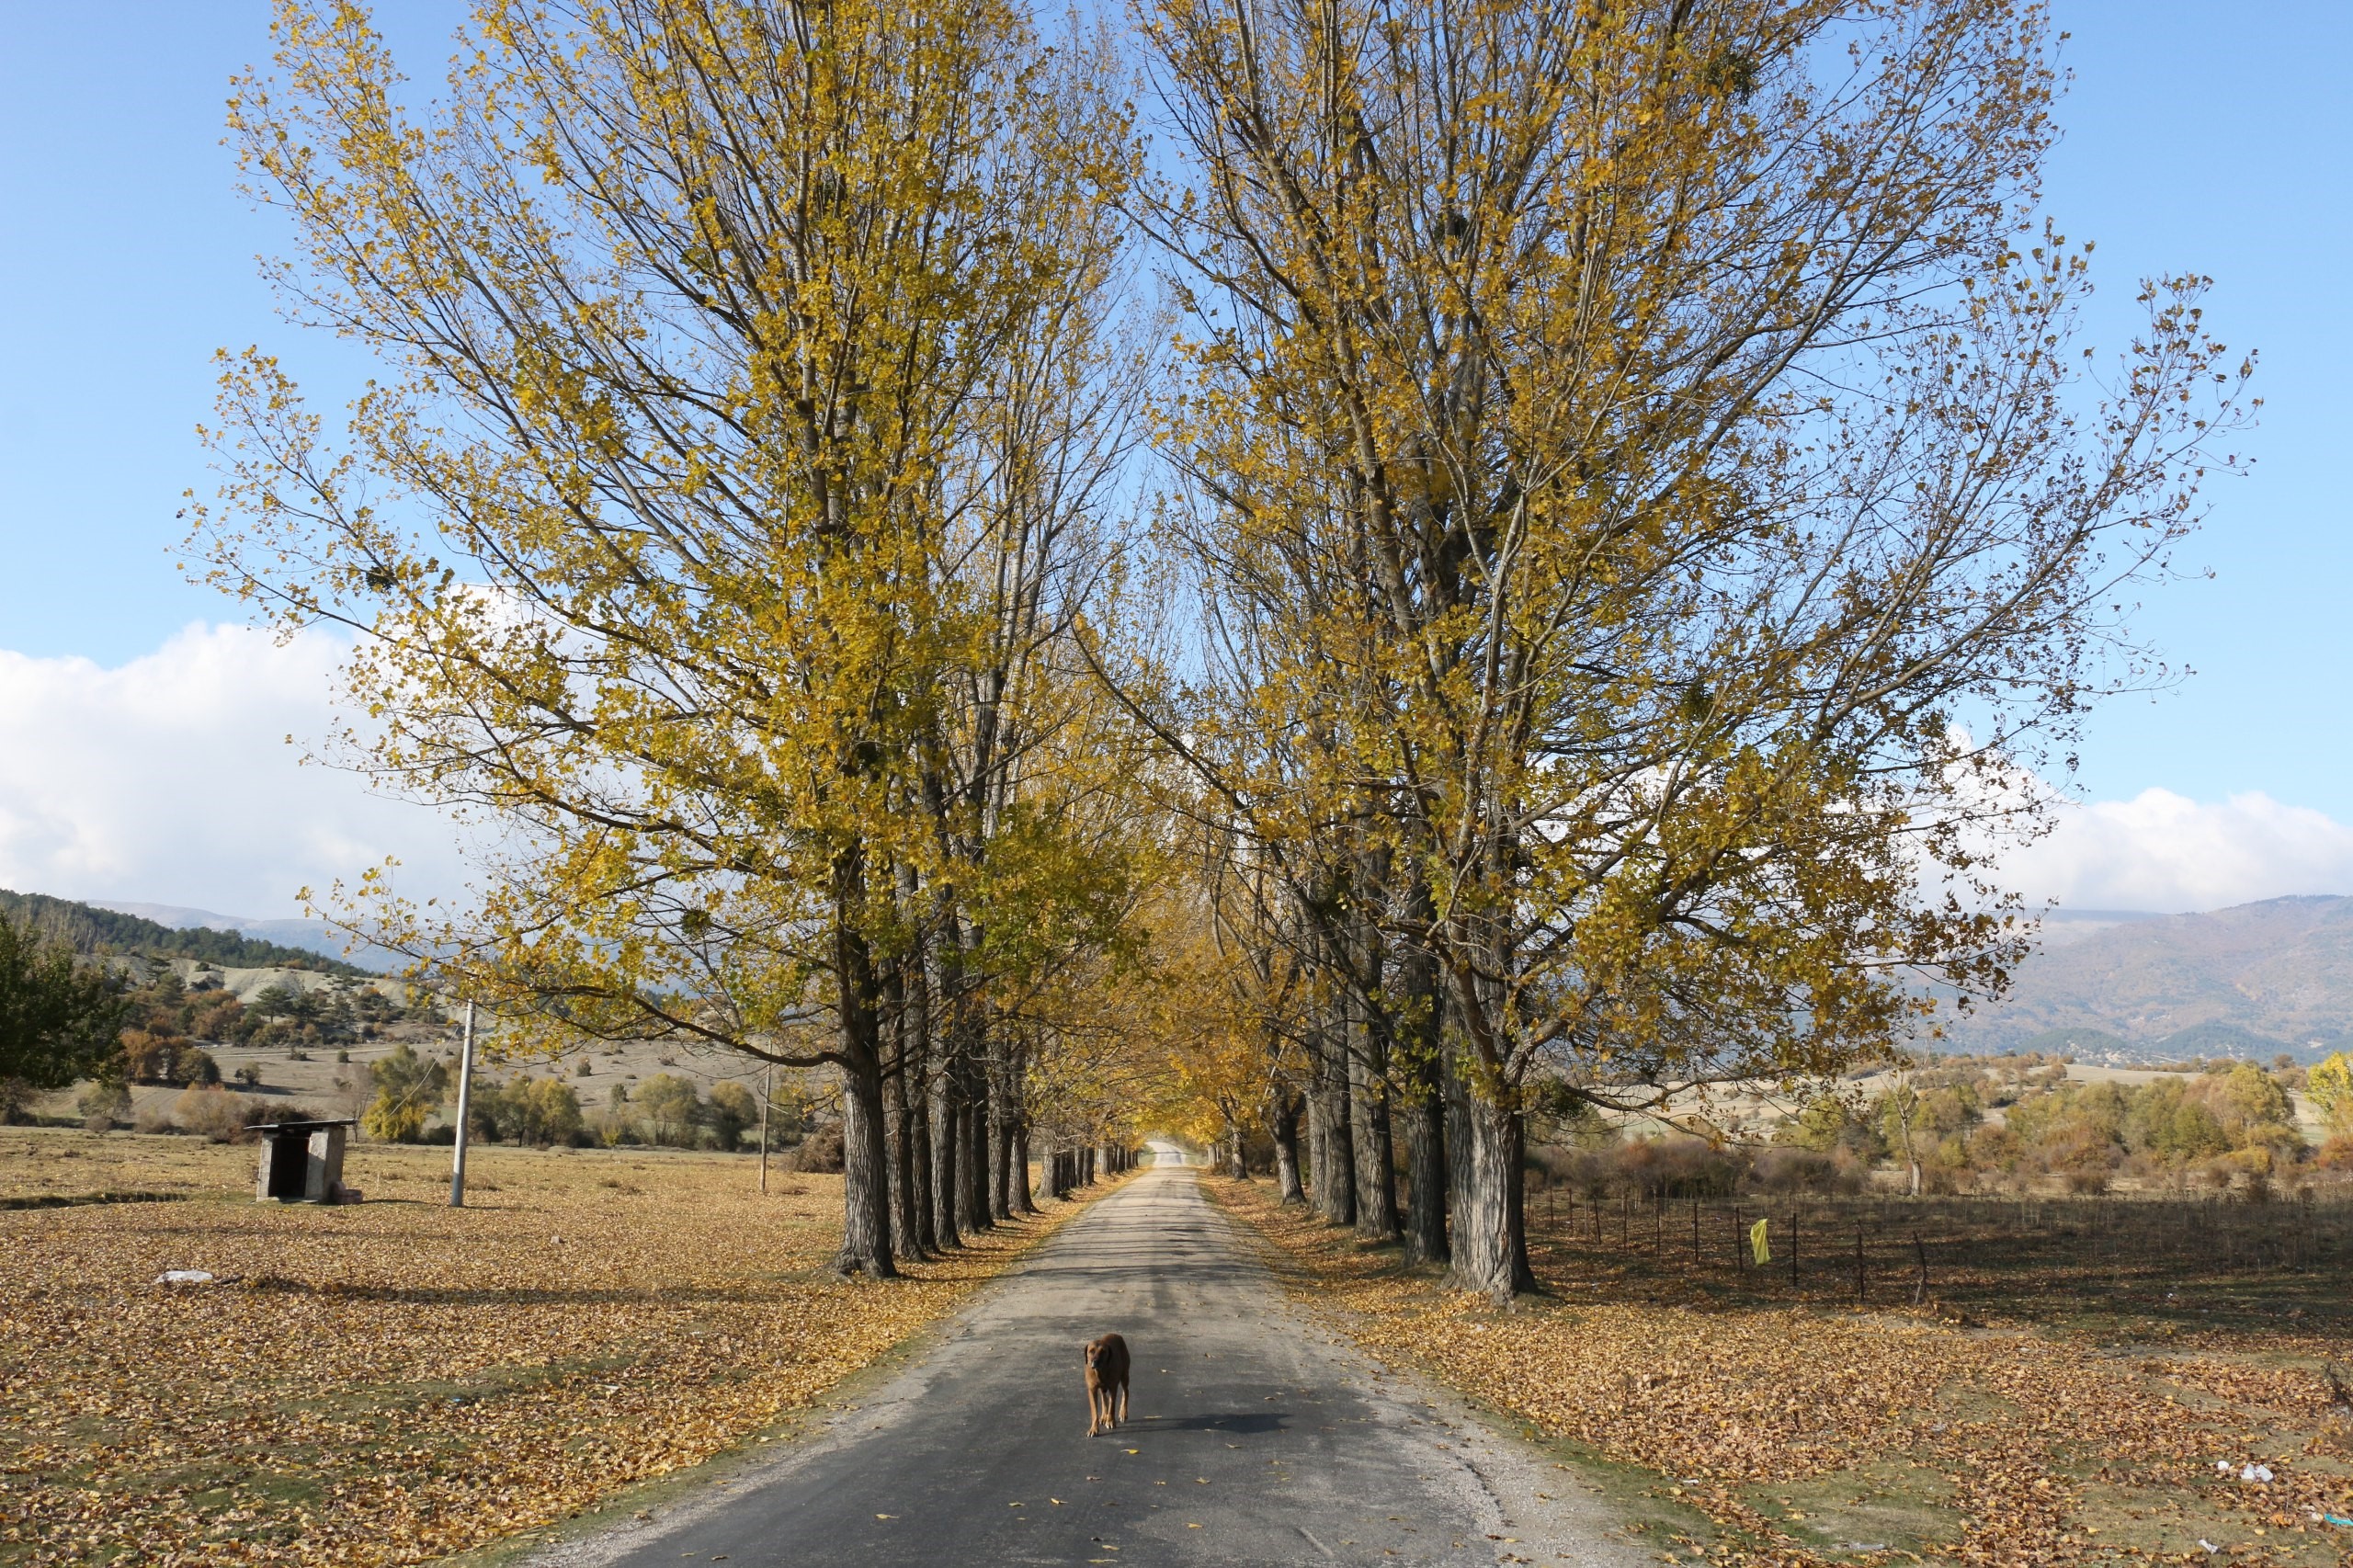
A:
[544,1165,1636,1568]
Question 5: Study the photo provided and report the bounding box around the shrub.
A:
[706,1081,756,1151]
[1749,1145,1864,1195]
[1532,1135,1747,1200]
[186,991,247,1043]
[2035,1123,2120,1194]
[786,1123,845,1173]
[119,1031,221,1086]
[2308,1053,2353,1135]
[76,1079,132,1124]
[470,1075,585,1146]
[637,1074,703,1147]
[1622,1135,1748,1199]
[1965,1122,2022,1177]
[362,1043,449,1142]
[174,1086,267,1143]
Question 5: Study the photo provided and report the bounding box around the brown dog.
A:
[1083,1333,1130,1437]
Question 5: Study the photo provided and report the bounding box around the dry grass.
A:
[0,1127,1092,1566]
[1210,1177,2353,1567]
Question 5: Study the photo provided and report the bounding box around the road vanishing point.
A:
[540,1164,1638,1568]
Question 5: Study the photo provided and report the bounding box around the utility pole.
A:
[449,1001,476,1208]
[759,1063,771,1195]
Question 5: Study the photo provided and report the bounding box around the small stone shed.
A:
[252,1119,358,1204]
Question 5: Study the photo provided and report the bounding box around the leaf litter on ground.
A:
[1208,1177,2353,1567]
[0,1127,1108,1566]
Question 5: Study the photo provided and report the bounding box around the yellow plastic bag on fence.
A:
[1750,1217,1771,1267]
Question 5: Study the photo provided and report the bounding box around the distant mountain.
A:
[0,889,382,976]
[92,900,403,971]
[1932,895,2353,1062]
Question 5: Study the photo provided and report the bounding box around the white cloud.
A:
[1999,787,2353,913]
[0,622,467,919]
[5,626,2347,926]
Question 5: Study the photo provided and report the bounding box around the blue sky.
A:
[0,2,2347,916]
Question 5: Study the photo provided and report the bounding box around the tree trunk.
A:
[830,850,895,1278]
[906,972,938,1256]
[1304,1081,1329,1202]
[1402,1064,1449,1266]
[1397,888,1449,1265]
[929,1047,961,1250]
[1446,1093,1534,1301]
[1347,993,1402,1243]
[956,1030,991,1233]
[1271,1091,1306,1204]
[882,961,926,1261]
[837,1051,897,1277]
[1313,1025,1356,1225]
[1011,1120,1035,1212]
[989,1035,1020,1220]
[1444,1028,1474,1243]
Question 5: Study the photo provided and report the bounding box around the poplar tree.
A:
[1135,0,2251,1297]
[193,0,1136,1275]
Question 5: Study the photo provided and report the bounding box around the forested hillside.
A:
[0,888,376,976]
[1935,896,2353,1060]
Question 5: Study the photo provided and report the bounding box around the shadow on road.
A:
[1131,1411,1290,1434]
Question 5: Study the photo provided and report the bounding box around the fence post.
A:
[1855,1223,1865,1305]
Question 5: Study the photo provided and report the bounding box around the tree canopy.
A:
[0,918,132,1119]
[194,0,2251,1295]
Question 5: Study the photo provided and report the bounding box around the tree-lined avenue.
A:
[548,1165,1635,1568]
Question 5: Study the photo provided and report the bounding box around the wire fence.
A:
[1523,1183,2353,1311]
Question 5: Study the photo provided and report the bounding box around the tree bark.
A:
[1271,1090,1306,1204]
[1348,1015,1401,1243]
[1304,1077,1329,1205]
[1401,1062,1449,1266]
[1446,1093,1535,1301]
[1444,1028,1474,1244]
[1396,915,1449,1266]
[830,849,895,1278]
[881,956,927,1260]
[1313,1023,1356,1225]
[928,1039,961,1251]
[988,1035,1018,1220]
[955,1018,991,1233]
[906,959,938,1256]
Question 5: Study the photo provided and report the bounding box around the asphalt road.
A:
[546,1165,1637,1568]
